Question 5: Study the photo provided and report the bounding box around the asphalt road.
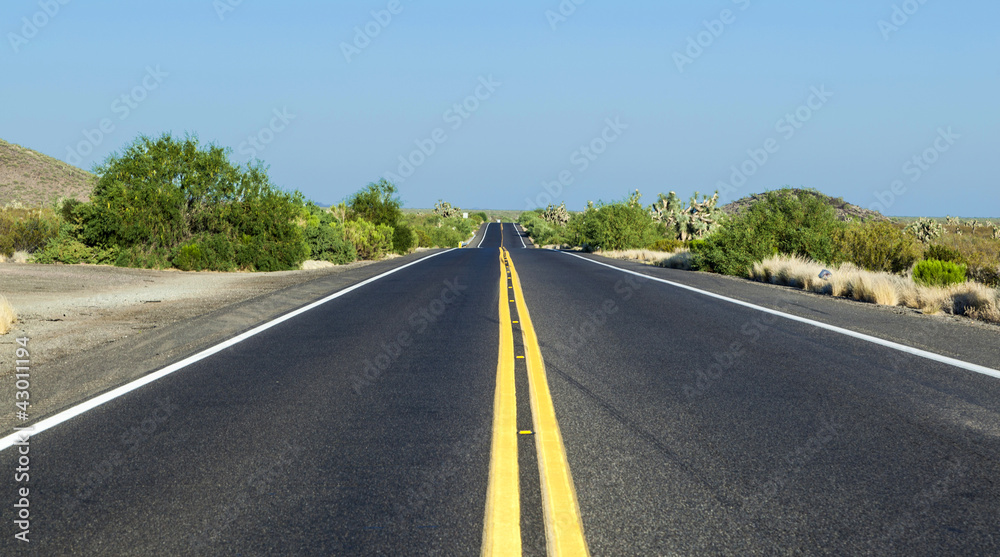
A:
[3,221,999,555]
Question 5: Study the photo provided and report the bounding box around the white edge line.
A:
[517,224,526,248]
[561,251,1000,381]
[0,249,456,452]
[477,222,489,248]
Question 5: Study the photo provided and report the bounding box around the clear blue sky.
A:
[3,0,998,215]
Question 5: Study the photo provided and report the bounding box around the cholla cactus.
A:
[649,191,722,241]
[904,217,944,244]
[541,203,570,226]
[991,223,1000,240]
[434,200,460,218]
[626,189,643,208]
[969,219,981,234]
[946,216,960,227]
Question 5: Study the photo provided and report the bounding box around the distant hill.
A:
[0,138,95,206]
[720,188,887,222]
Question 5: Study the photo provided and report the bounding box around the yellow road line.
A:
[506,247,591,556]
[482,249,521,556]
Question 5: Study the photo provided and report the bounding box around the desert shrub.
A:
[519,211,566,246]
[302,205,357,264]
[647,238,684,252]
[834,221,920,274]
[344,218,393,259]
[693,189,843,276]
[576,199,660,251]
[171,234,236,271]
[391,221,417,254]
[935,233,1000,287]
[913,259,967,287]
[74,133,306,271]
[415,229,432,248]
[473,211,488,223]
[924,244,964,264]
[0,207,62,255]
[348,179,403,227]
[31,228,118,265]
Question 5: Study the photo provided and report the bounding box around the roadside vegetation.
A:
[520,188,1000,324]
[0,133,485,272]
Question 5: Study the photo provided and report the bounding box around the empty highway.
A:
[3,222,1000,555]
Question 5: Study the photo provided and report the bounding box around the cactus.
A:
[969,219,981,234]
[903,217,944,244]
[434,200,460,219]
[991,223,1000,240]
[649,190,723,241]
[946,216,960,226]
[541,202,570,226]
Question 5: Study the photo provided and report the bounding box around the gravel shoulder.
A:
[0,254,437,431]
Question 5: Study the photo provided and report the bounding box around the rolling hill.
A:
[0,138,95,206]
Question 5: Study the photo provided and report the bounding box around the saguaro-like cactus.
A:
[904,217,944,244]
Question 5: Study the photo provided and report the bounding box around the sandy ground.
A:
[0,261,377,371]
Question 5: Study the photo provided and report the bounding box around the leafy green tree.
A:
[73,134,306,271]
[348,179,403,228]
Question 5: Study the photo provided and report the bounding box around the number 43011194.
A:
[15,337,30,412]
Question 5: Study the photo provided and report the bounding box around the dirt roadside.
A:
[0,255,433,432]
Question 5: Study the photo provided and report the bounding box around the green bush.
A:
[0,208,62,255]
[171,234,236,271]
[473,211,488,224]
[924,244,964,264]
[31,228,118,265]
[348,179,403,227]
[74,133,306,271]
[344,218,393,259]
[415,229,432,248]
[647,238,684,252]
[913,259,966,287]
[391,221,417,254]
[694,189,843,276]
[302,205,356,264]
[576,200,660,251]
[834,221,920,274]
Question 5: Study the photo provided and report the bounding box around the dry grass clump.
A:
[597,249,673,263]
[0,295,16,334]
[300,259,336,270]
[597,248,695,270]
[750,255,1000,323]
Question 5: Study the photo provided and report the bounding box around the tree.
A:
[74,133,306,270]
[348,179,403,227]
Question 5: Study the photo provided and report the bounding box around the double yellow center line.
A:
[483,224,590,556]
